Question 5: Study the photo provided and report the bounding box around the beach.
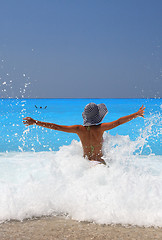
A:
[0,99,162,236]
[0,216,162,240]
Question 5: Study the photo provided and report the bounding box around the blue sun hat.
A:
[82,103,108,126]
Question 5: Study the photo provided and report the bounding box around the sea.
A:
[0,98,161,227]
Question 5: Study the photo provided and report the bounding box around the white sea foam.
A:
[0,134,162,226]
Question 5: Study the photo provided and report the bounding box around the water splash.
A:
[0,139,161,226]
[0,59,32,98]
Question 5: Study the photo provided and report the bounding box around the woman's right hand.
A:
[136,105,145,118]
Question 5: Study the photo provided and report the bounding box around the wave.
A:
[0,133,162,226]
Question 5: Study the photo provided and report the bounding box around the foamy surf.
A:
[0,134,162,227]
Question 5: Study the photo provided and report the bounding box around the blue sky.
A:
[0,0,162,98]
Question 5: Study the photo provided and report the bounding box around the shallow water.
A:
[0,98,161,226]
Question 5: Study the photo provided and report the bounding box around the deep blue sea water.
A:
[0,98,161,226]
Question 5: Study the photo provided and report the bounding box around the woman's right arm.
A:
[100,105,145,131]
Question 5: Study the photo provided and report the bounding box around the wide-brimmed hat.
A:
[82,103,108,126]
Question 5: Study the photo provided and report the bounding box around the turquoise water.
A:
[0,98,161,154]
[0,98,162,226]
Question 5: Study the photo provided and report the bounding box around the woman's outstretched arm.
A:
[101,105,145,131]
[23,117,80,133]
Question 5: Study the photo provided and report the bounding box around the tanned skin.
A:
[23,105,145,165]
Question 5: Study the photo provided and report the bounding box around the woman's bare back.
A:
[77,125,106,164]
